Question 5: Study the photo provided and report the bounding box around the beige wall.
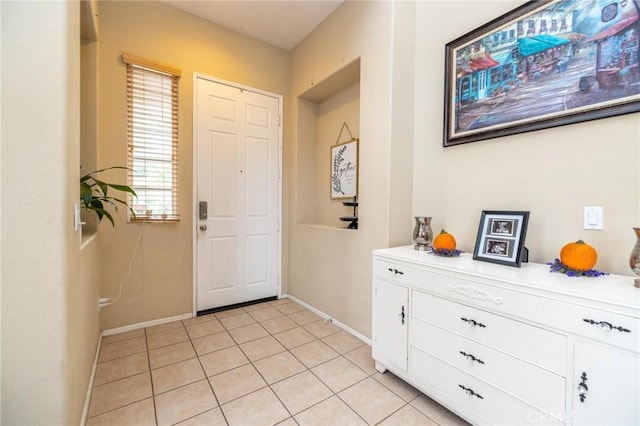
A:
[414,1,640,275]
[0,1,96,424]
[288,1,416,337]
[97,1,290,329]
[68,236,101,425]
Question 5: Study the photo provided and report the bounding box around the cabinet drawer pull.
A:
[460,317,486,328]
[459,351,485,364]
[387,268,404,276]
[577,372,589,403]
[582,318,631,333]
[458,384,484,399]
[399,305,405,325]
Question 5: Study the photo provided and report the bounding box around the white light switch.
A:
[584,207,603,230]
[74,204,81,232]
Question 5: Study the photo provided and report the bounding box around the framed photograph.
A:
[330,140,358,199]
[444,0,640,147]
[473,211,530,267]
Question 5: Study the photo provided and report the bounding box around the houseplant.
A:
[80,166,136,226]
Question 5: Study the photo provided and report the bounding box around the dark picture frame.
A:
[444,0,640,146]
[473,211,530,267]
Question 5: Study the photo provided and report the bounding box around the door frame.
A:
[192,72,283,315]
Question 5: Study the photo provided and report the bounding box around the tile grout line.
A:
[301,358,372,424]
[200,305,363,422]
[144,327,160,426]
[249,311,371,423]
[89,300,443,426]
[187,320,230,426]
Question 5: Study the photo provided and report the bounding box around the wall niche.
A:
[296,58,361,228]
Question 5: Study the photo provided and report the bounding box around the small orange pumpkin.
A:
[433,229,457,250]
[560,240,598,270]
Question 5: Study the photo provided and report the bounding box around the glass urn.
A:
[629,227,640,288]
[413,216,433,251]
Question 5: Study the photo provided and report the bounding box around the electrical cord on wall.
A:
[100,220,148,307]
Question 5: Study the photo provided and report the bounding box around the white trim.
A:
[192,75,198,317]
[81,334,102,426]
[102,313,193,336]
[286,295,372,346]
[192,72,284,315]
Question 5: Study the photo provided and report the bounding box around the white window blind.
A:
[123,53,180,222]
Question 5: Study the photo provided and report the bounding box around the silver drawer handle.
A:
[460,317,486,328]
[459,351,485,365]
[582,318,630,333]
[459,384,484,399]
[577,372,589,403]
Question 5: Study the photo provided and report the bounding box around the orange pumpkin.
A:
[560,240,598,270]
[433,229,457,250]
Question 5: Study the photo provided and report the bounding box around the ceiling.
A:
[162,1,344,51]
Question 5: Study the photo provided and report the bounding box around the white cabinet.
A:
[572,340,639,425]
[372,268,409,372]
[372,246,640,426]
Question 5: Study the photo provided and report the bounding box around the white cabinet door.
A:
[373,278,408,372]
[573,340,639,425]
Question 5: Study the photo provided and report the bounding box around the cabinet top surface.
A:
[374,246,640,314]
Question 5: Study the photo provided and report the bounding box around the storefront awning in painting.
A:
[458,54,499,75]
[518,34,572,56]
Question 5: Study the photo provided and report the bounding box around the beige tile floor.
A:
[87,298,469,426]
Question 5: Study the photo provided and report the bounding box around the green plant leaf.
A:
[80,166,136,227]
[101,209,115,226]
[94,179,108,197]
[89,166,131,174]
[90,199,104,210]
[96,197,119,211]
[107,183,137,198]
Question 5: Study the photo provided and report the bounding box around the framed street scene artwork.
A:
[330,140,358,199]
[444,0,640,146]
[473,211,530,267]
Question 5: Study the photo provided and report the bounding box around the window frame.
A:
[122,53,181,223]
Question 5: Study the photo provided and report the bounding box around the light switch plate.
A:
[584,207,603,230]
[74,204,81,232]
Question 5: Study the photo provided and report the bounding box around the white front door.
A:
[195,76,281,311]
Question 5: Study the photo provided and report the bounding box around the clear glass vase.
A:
[413,216,433,251]
[629,227,640,288]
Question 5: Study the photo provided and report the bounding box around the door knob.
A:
[199,224,207,231]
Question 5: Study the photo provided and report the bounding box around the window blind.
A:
[123,54,180,222]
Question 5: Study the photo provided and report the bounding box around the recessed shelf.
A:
[300,59,361,102]
[295,58,361,229]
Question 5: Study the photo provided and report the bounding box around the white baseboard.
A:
[286,295,372,346]
[102,312,193,336]
[81,334,102,426]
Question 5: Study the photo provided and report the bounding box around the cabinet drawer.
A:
[411,318,565,415]
[410,346,565,425]
[564,305,639,354]
[415,267,639,353]
[373,260,422,287]
[412,291,567,375]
